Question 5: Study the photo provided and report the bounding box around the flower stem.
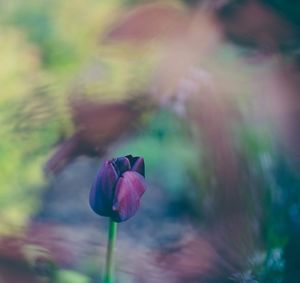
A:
[104,218,118,283]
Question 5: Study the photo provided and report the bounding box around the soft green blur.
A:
[0,0,155,233]
[0,1,299,283]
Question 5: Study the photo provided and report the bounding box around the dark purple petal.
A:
[89,161,118,216]
[131,157,145,177]
[113,156,131,175]
[111,171,146,222]
[125,155,145,177]
[125,154,134,163]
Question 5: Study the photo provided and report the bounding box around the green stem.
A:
[104,218,118,283]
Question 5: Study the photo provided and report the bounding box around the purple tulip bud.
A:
[89,155,146,222]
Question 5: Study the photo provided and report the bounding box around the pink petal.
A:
[112,171,146,222]
[131,157,145,177]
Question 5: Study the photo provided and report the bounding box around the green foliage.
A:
[56,270,91,283]
[115,110,203,213]
[0,0,154,232]
[251,248,285,283]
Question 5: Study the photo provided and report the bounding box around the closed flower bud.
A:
[89,155,146,222]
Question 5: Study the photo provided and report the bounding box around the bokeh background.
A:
[1,0,300,282]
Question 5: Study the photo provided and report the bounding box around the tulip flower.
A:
[89,155,146,222]
[89,155,146,283]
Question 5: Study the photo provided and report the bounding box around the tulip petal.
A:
[89,161,118,216]
[131,157,145,177]
[113,156,131,175]
[125,155,145,177]
[112,171,146,222]
[125,154,134,161]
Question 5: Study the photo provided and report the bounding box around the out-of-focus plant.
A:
[56,270,91,283]
[248,248,285,283]
[0,0,155,233]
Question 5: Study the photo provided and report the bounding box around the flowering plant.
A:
[89,155,146,283]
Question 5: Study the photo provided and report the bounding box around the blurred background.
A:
[1,0,300,282]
